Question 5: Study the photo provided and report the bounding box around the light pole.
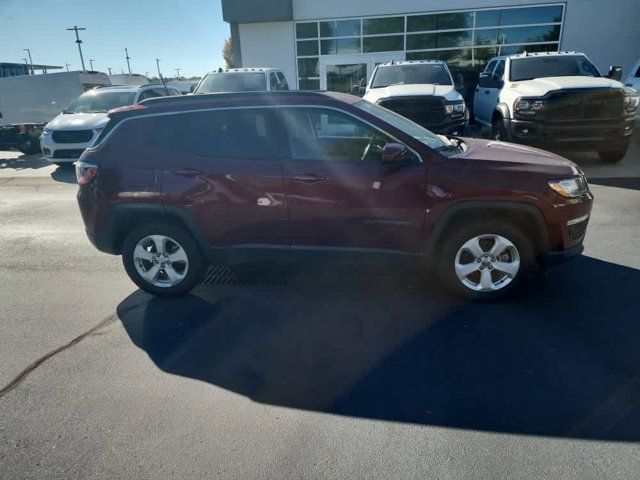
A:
[175,68,181,78]
[107,67,112,75]
[23,49,34,75]
[125,48,132,75]
[156,58,162,78]
[66,26,87,71]
[145,71,149,78]
[65,63,71,72]
[89,59,95,70]
[22,58,29,74]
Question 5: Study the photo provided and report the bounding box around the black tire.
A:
[491,114,509,142]
[437,221,536,300]
[598,140,629,163]
[122,222,206,297]
[16,140,41,155]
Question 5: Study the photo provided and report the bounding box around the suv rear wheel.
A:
[598,140,629,163]
[438,222,534,299]
[122,223,205,296]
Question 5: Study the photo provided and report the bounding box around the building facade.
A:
[222,0,639,99]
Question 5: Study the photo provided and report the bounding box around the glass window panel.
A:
[298,57,319,77]
[498,43,559,56]
[406,51,438,61]
[499,25,560,44]
[437,31,473,48]
[499,6,563,26]
[297,40,318,56]
[406,33,436,50]
[296,22,318,39]
[475,9,500,27]
[362,17,404,35]
[363,35,404,52]
[474,28,498,46]
[319,21,336,37]
[437,49,472,67]
[473,47,499,63]
[437,12,474,30]
[298,78,320,90]
[407,14,437,32]
[321,38,360,54]
[337,20,361,37]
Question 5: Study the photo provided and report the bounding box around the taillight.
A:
[17,124,26,134]
[76,161,98,184]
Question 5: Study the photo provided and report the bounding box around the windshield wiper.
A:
[434,144,463,155]
[371,82,404,89]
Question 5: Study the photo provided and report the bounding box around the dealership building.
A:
[221,0,638,97]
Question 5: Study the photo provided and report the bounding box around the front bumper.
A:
[543,242,584,265]
[40,133,95,163]
[504,115,635,148]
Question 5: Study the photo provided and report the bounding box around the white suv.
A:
[363,60,468,135]
[473,51,639,163]
[193,68,290,94]
[41,84,181,164]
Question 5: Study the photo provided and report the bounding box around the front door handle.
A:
[290,173,327,184]
[484,90,491,94]
[172,167,203,177]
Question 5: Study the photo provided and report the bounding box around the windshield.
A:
[65,90,136,113]
[195,72,267,93]
[354,99,458,154]
[510,55,601,81]
[371,64,453,88]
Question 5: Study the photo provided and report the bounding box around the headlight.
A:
[445,101,466,116]
[42,128,52,136]
[514,97,545,115]
[624,91,639,112]
[547,176,588,198]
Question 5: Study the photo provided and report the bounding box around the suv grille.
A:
[377,97,446,128]
[52,129,94,144]
[53,149,85,159]
[543,89,624,121]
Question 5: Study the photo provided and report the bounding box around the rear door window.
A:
[154,108,282,159]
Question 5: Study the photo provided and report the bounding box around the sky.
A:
[1,0,230,78]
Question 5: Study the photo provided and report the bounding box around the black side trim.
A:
[543,243,584,265]
[425,200,551,258]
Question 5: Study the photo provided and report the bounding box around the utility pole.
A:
[156,58,162,77]
[145,71,149,78]
[175,68,181,78]
[22,58,29,73]
[65,63,71,72]
[125,48,132,75]
[107,67,112,75]
[23,49,34,75]
[89,59,95,70]
[66,26,87,71]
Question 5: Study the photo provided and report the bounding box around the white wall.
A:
[292,0,640,76]
[239,21,298,89]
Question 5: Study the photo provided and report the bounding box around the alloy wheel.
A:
[454,234,520,292]
[133,235,189,288]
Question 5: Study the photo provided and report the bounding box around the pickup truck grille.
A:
[542,88,624,121]
[377,97,446,128]
[52,129,94,144]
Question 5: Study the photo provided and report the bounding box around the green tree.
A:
[222,38,233,69]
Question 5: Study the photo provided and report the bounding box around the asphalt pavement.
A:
[1,140,639,479]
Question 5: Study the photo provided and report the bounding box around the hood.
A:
[45,112,110,131]
[364,84,461,103]
[509,76,624,96]
[453,137,580,176]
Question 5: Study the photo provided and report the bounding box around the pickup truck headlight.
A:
[42,128,52,136]
[514,97,545,115]
[547,176,588,198]
[445,101,466,117]
[624,90,639,113]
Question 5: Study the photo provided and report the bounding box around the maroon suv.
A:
[76,91,592,299]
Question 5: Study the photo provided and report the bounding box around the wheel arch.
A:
[425,201,551,261]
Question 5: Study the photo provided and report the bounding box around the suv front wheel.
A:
[438,222,534,299]
[122,223,206,296]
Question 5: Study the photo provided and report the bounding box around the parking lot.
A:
[1,137,640,479]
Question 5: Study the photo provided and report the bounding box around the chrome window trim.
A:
[91,104,424,164]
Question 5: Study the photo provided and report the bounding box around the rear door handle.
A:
[172,167,203,177]
[290,173,327,184]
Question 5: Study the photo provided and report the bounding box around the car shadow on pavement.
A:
[588,177,640,191]
[50,164,76,184]
[0,153,50,170]
[117,256,640,442]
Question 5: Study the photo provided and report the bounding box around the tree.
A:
[222,38,234,69]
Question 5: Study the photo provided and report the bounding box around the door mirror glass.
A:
[382,142,409,164]
[607,65,623,81]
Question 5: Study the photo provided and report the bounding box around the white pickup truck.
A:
[363,60,468,135]
[473,51,639,163]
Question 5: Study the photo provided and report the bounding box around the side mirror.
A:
[607,65,623,82]
[382,142,409,164]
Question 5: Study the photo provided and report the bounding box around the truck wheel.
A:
[16,140,41,155]
[491,115,509,142]
[598,140,629,163]
[122,223,206,297]
[437,221,535,300]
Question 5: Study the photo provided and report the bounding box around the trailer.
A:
[0,71,111,154]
